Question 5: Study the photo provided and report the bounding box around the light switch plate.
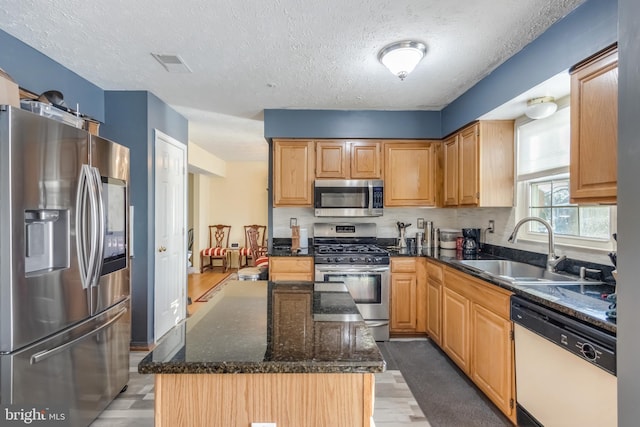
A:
[251,424,276,427]
[417,218,424,229]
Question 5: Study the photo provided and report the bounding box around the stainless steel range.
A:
[313,223,390,341]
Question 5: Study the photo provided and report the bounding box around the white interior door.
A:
[154,130,187,341]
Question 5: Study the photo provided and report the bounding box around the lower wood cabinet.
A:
[271,287,313,360]
[440,267,516,424]
[426,260,443,346]
[268,256,314,281]
[390,258,427,335]
[470,303,514,418]
[442,285,471,373]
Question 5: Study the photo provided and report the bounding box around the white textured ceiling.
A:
[0,0,584,162]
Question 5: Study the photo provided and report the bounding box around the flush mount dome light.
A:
[525,96,558,119]
[378,41,427,80]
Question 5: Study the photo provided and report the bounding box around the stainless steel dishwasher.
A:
[510,296,617,427]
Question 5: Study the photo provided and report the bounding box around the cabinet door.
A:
[415,258,428,333]
[271,290,313,360]
[443,135,459,206]
[459,124,479,206]
[426,279,442,345]
[570,46,618,203]
[350,140,382,179]
[442,286,470,373]
[316,140,349,178]
[470,303,515,419]
[273,140,314,206]
[390,273,417,332]
[384,141,438,206]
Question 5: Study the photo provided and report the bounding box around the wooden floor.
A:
[187,269,234,316]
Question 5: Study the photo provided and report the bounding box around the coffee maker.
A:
[462,228,481,255]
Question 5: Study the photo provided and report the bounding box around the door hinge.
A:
[510,398,514,409]
[510,330,514,341]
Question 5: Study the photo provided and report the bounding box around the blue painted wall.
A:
[264,109,441,139]
[101,91,151,346]
[102,91,187,347]
[441,0,618,135]
[0,29,105,122]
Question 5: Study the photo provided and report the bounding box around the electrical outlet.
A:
[251,424,276,427]
[417,218,424,229]
[289,217,297,228]
[488,220,495,233]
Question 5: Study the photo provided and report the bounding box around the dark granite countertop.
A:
[268,246,314,257]
[386,245,617,335]
[139,280,385,375]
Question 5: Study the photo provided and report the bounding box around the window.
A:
[516,101,615,250]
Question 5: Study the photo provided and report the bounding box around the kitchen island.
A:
[139,280,385,427]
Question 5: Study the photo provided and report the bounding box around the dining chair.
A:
[238,224,267,267]
[237,227,269,280]
[200,225,231,273]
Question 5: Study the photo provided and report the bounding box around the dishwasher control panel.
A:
[511,296,616,375]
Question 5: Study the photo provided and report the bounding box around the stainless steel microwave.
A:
[314,179,384,217]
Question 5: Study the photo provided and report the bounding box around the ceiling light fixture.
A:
[378,41,427,80]
[525,96,558,119]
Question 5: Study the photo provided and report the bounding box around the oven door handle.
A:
[365,321,389,328]
[316,267,390,273]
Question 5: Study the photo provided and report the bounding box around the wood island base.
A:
[154,372,376,427]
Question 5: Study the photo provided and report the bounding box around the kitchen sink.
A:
[453,259,603,286]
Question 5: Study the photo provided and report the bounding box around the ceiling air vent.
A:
[151,53,192,73]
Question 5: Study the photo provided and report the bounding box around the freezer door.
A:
[0,106,91,353]
[0,299,130,427]
[90,135,130,315]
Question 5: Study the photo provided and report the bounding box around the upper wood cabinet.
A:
[273,139,314,206]
[443,121,514,207]
[315,140,382,179]
[384,140,441,207]
[443,135,459,206]
[570,44,618,204]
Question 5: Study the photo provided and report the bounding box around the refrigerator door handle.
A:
[75,165,93,290]
[29,307,128,365]
[89,166,105,288]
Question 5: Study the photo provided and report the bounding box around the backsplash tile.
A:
[272,206,613,266]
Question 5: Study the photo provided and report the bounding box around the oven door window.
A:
[323,274,381,304]
[315,187,368,209]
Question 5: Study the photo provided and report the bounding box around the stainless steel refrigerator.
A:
[0,105,131,426]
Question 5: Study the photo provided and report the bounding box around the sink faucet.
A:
[507,217,566,272]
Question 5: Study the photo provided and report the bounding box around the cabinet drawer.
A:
[391,258,416,273]
[269,257,314,274]
[427,260,444,283]
[444,267,512,319]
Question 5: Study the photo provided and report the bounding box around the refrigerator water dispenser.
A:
[24,209,69,275]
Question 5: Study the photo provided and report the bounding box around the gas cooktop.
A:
[315,244,388,255]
